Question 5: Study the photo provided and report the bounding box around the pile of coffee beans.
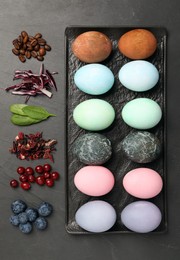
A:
[12,31,51,62]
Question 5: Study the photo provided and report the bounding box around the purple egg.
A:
[121,201,162,233]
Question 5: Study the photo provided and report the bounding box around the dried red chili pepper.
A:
[9,132,57,162]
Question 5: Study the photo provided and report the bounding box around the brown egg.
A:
[72,31,112,63]
[118,29,157,59]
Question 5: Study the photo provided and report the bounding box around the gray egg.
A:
[121,131,161,163]
[72,133,112,165]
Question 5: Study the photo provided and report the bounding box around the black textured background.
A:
[65,27,166,233]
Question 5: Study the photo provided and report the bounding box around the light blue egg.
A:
[74,64,114,95]
[75,200,117,232]
[121,201,162,233]
[119,60,159,92]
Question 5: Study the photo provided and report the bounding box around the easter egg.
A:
[118,29,157,59]
[121,201,162,233]
[121,131,161,163]
[74,64,114,95]
[123,168,163,199]
[118,60,159,92]
[122,98,162,129]
[72,31,112,63]
[74,166,115,196]
[75,200,117,232]
[73,99,115,131]
[72,133,112,165]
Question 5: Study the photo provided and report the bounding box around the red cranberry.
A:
[45,178,54,187]
[25,167,34,175]
[21,182,31,190]
[51,172,60,180]
[10,179,19,188]
[28,175,36,183]
[43,163,51,172]
[19,175,28,182]
[35,165,44,174]
[17,166,25,175]
[36,176,45,185]
[43,172,51,179]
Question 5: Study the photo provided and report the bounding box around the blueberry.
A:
[18,212,28,224]
[9,215,20,226]
[34,217,48,230]
[25,208,38,222]
[11,200,27,214]
[19,222,32,234]
[38,202,53,217]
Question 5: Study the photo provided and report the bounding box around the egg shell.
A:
[121,131,161,163]
[72,133,112,165]
[119,60,159,92]
[75,200,117,232]
[72,31,112,63]
[121,201,162,233]
[122,98,162,129]
[73,99,115,131]
[118,29,157,59]
[123,168,163,199]
[74,64,114,95]
[74,166,115,196]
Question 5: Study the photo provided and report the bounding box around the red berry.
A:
[43,172,51,179]
[45,178,54,187]
[51,172,60,180]
[35,165,44,174]
[43,163,51,172]
[28,175,36,183]
[36,176,45,185]
[19,174,28,182]
[21,182,31,190]
[10,179,19,188]
[17,166,25,175]
[25,167,34,175]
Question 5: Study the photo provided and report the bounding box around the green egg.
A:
[73,99,115,131]
[122,98,162,129]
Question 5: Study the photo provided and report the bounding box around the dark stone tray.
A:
[65,26,167,234]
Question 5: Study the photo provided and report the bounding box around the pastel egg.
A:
[121,201,162,233]
[72,133,112,165]
[119,60,159,92]
[75,200,117,232]
[73,99,115,131]
[122,131,161,163]
[123,168,163,199]
[74,166,115,196]
[122,98,162,129]
[74,64,114,95]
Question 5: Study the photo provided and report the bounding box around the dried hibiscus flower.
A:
[9,132,57,162]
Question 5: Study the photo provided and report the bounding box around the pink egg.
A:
[123,168,163,199]
[74,166,115,196]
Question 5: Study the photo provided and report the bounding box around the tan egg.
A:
[72,31,112,63]
[118,29,157,59]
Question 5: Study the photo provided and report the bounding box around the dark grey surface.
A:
[0,0,179,260]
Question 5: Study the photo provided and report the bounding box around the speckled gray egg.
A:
[121,131,161,163]
[72,133,112,165]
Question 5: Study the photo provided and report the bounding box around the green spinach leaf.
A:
[22,106,56,120]
[11,114,41,126]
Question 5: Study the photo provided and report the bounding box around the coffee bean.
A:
[23,35,29,44]
[38,38,46,46]
[20,49,25,55]
[34,33,42,39]
[31,51,37,58]
[31,39,38,47]
[44,44,51,51]
[18,54,26,63]
[34,44,40,51]
[37,55,44,61]
[13,39,18,44]
[21,31,28,38]
[12,48,19,55]
[18,35,23,43]
[25,51,31,59]
[39,47,46,56]
[23,44,27,50]
[13,42,20,50]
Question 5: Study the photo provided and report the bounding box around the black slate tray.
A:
[65,26,167,234]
